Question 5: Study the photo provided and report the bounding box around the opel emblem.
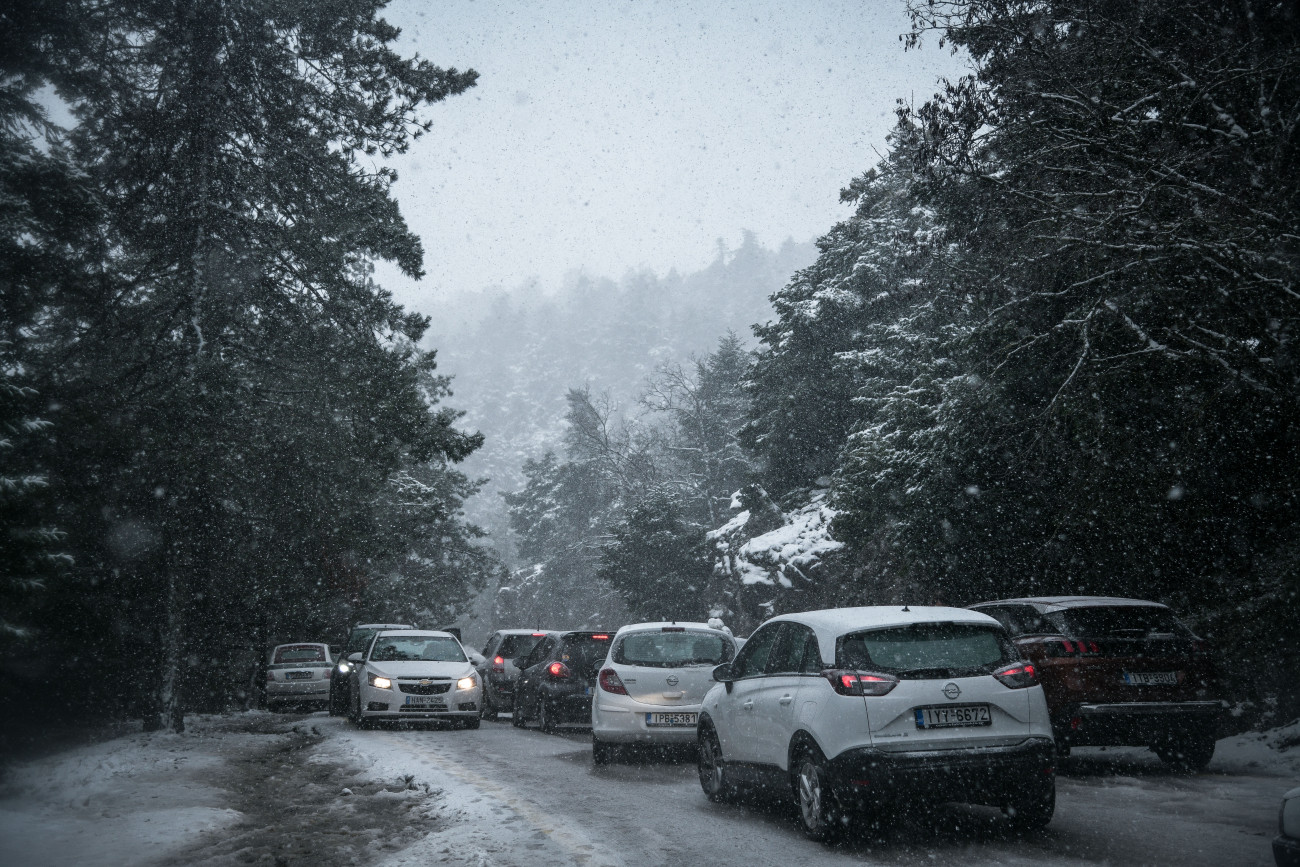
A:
[942,682,961,700]
[665,675,679,686]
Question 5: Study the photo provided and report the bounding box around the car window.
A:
[1048,606,1192,638]
[730,623,781,678]
[499,633,543,659]
[521,636,556,669]
[345,629,380,654]
[274,645,326,664]
[837,622,1015,678]
[559,635,614,677]
[769,623,817,675]
[369,636,466,663]
[613,631,734,668]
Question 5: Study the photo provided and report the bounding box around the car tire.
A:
[538,699,557,733]
[481,690,499,721]
[1004,781,1055,832]
[593,738,616,765]
[328,683,346,716]
[462,716,481,730]
[267,700,284,714]
[1154,732,1215,771]
[792,746,841,842]
[511,704,526,727]
[697,727,737,803]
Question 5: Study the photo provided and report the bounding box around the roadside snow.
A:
[0,716,255,867]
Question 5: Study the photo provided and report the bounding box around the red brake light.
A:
[598,668,628,695]
[993,661,1038,689]
[531,632,547,637]
[492,655,505,673]
[591,634,610,640]
[825,670,899,697]
[547,661,570,678]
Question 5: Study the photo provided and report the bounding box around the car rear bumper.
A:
[827,738,1056,808]
[267,682,330,699]
[485,678,515,709]
[592,696,701,743]
[1062,701,1221,746]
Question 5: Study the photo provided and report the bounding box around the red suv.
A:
[970,596,1221,770]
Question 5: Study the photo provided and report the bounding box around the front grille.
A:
[398,681,451,695]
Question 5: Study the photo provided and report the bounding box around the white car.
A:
[265,642,334,711]
[345,629,482,729]
[591,622,738,763]
[697,606,1056,840]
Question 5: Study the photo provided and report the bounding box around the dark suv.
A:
[512,631,613,732]
[970,596,1221,769]
[328,622,412,715]
[477,629,548,719]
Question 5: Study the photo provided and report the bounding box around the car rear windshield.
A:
[836,622,1014,678]
[558,635,613,676]
[274,645,326,664]
[612,631,734,668]
[1046,606,1192,638]
[370,636,465,663]
[499,634,543,658]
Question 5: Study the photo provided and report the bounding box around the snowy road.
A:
[323,714,1286,866]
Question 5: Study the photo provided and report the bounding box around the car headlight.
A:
[369,674,392,689]
[337,662,351,674]
[457,675,477,690]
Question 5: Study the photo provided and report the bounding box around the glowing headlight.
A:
[369,674,392,689]
[337,662,351,674]
[456,675,477,690]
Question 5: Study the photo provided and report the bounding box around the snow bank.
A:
[1213,717,1300,777]
[0,715,262,867]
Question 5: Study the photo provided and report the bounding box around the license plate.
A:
[1124,671,1178,685]
[915,705,991,728]
[645,712,697,727]
[285,671,312,680]
[404,696,445,708]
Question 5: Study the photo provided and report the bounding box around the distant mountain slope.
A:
[425,233,816,563]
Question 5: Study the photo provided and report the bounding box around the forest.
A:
[2,0,1297,737]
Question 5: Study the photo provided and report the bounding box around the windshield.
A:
[1047,606,1192,638]
[273,645,327,664]
[369,636,466,663]
[613,631,733,668]
[499,634,543,658]
[836,622,1014,678]
[346,629,381,654]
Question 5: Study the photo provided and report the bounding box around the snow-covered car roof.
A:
[975,596,1169,611]
[354,622,413,629]
[490,628,552,636]
[373,629,459,639]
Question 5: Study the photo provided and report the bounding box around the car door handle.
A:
[742,700,754,710]
[778,694,793,705]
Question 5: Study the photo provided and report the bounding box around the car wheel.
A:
[267,700,284,714]
[1154,732,1215,771]
[463,716,481,730]
[593,738,616,765]
[481,690,499,721]
[511,700,526,727]
[793,746,841,842]
[1004,781,1055,832]
[538,698,557,733]
[697,727,736,803]
[328,683,346,717]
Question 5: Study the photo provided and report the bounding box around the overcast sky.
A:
[374,0,967,311]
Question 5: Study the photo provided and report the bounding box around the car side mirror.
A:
[347,652,363,663]
[467,651,486,667]
[713,663,736,683]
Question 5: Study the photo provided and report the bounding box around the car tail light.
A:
[598,668,628,695]
[547,661,570,678]
[532,632,547,637]
[993,661,1038,689]
[591,634,610,640]
[1045,637,1100,657]
[825,670,899,697]
[491,655,506,673]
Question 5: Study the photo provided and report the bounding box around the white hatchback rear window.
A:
[613,631,733,668]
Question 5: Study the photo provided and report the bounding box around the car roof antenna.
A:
[902,605,911,612]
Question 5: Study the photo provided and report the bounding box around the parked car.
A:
[477,629,548,720]
[970,596,1222,769]
[591,621,738,763]
[345,629,481,728]
[328,622,413,715]
[265,643,333,712]
[1277,786,1300,867]
[697,606,1056,840]
[512,631,613,732]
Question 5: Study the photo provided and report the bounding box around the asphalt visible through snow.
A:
[313,713,1283,867]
